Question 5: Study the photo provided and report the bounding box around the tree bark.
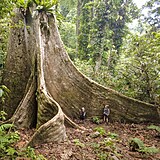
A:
[1,8,160,146]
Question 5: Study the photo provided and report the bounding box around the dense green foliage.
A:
[58,0,77,59]
[0,0,14,70]
[0,111,46,159]
[114,30,160,104]
[75,29,160,104]
[73,0,160,104]
[91,130,121,160]
[0,123,19,158]
[77,0,139,71]
[0,124,47,159]
[0,19,9,70]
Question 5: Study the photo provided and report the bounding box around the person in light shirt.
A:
[103,105,110,123]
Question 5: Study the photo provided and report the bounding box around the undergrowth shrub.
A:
[73,139,85,148]
[0,110,7,121]
[92,137,121,160]
[0,123,20,159]
[147,125,160,133]
[107,132,119,139]
[22,146,47,160]
[92,116,100,124]
[0,111,46,159]
[129,138,159,154]
[94,127,106,136]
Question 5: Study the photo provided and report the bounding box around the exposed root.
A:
[12,78,36,128]
[26,91,66,147]
[64,114,87,131]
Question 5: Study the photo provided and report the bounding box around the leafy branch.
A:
[0,85,10,104]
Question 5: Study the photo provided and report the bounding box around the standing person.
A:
[80,107,86,122]
[103,105,110,123]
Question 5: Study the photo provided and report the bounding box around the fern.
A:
[6,147,17,156]
[147,125,160,133]
[0,111,7,121]
[0,123,14,132]
[129,138,160,154]
[92,116,100,124]
[15,0,58,12]
[129,138,145,151]
[140,146,160,154]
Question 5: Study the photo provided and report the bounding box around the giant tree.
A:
[1,0,159,147]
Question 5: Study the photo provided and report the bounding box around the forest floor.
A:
[17,120,160,160]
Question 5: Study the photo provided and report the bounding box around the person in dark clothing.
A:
[80,107,86,121]
[103,105,110,123]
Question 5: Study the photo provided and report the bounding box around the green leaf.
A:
[129,138,145,151]
[6,147,17,156]
[140,147,160,154]
[1,85,10,94]
[147,125,160,132]
[0,88,4,97]
[94,127,106,136]
[0,123,14,132]
[107,132,119,139]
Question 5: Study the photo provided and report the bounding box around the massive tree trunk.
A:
[1,8,160,146]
